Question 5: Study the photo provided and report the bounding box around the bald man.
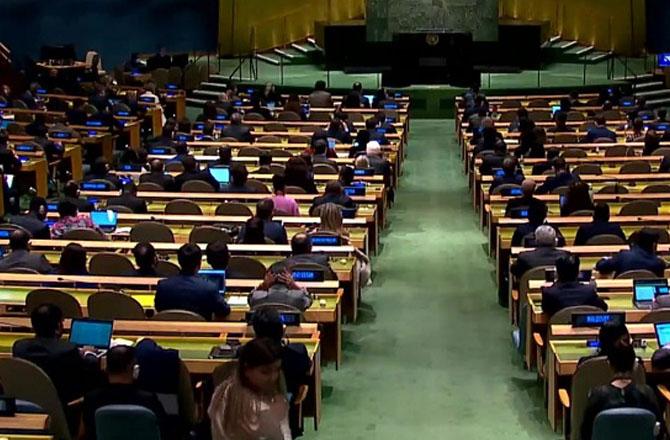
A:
[220,112,252,142]
[504,179,547,217]
[139,159,175,191]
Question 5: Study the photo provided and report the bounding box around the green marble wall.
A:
[367,0,498,42]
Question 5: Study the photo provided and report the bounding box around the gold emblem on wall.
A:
[425,33,440,46]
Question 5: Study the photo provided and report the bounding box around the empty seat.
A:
[619,161,652,174]
[226,256,267,279]
[215,203,253,217]
[89,253,136,276]
[165,199,203,215]
[618,200,658,216]
[130,222,174,243]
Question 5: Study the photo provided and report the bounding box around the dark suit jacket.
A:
[106,194,148,213]
[505,196,546,217]
[139,172,175,191]
[479,153,506,175]
[310,193,355,214]
[220,124,252,142]
[511,223,566,247]
[536,171,577,195]
[6,214,50,239]
[574,221,626,245]
[155,275,230,320]
[511,246,571,279]
[61,196,94,213]
[595,246,667,277]
[308,91,333,108]
[12,337,100,403]
[490,173,524,193]
[0,249,52,273]
[541,281,607,317]
[263,220,288,244]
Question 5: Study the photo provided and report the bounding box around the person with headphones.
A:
[80,345,167,440]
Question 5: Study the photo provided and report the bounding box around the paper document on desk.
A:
[227,295,248,306]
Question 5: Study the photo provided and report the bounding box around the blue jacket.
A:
[155,275,230,320]
[536,171,577,194]
[541,281,607,317]
[574,221,626,245]
[596,246,667,277]
[585,126,617,142]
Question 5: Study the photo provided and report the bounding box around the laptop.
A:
[69,319,113,349]
[571,312,625,327]
[327,138,337,150]
[344,186,365,196]
[551,105,561,115]
[363,95,375,106]
[199,269,226,294]
[655,322,670,347]
[310,234,342,246]
[90,210,118,233]
[291,269,325,282]
[633,278,669,309]
[209,167,230,186]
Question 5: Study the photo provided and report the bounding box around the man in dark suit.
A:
[511,225,571,280]
[219,163,257,193]
[132,242,158,277]
[542,254,607,316]
[12,304,100,404]
[174,156,219,192]
[60,181,94,213]
[489,156,524,193]
[220,113,252,142]
[574,203,626,245]
[596,228,667,277]
[0,230,52,273]
[270,233,336,279]
[311,140,338,169]
[536,157,577,195]
[531,148,560,175]
[7,197,50,239]
[478,139,508,175]
[154,243,230,320]
[546,111,576,133]
[309,181,356,215]
[84,157,121,189]
[365,118,388,145]
[139,160,175,191]
[255,199,288,244]
[106,181,147,214]
[505,179,547,217]
[252,308,312,437]
[584,115,617,142]
[308,80,333,108]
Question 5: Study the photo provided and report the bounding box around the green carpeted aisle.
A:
[303,120,559,439]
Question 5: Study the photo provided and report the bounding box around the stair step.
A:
[585,51,612,62]
[291,43,310,54]
[193,89,222,97]
[635,88,670,98]
[647,97,670,106]
[256,53,280,66]
[200,82,228,90]
[555,40,578,50]
[186,97,208,106]
[633,81,665,90]
[565,45,594,56]
[613,73,656,82]
[208,74,229,83]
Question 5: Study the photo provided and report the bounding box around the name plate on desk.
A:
[292,269,325,282]
[571,312,625,328]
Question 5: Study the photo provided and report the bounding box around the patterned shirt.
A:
[50,215,97,238]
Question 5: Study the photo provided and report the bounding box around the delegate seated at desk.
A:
[270,233,337,280]
[61,180,94,213]
[13,304,101,405]
[583,116,617,143]
[574,203,626,245]
[511,203,566,247]
[132,242,158,277]
[154,243,230,320]
[546,111,575,133]
[595,228,667,277]
[536,157,577,195]
[577,321,630,367]
[107,181,147,213]
[140,159,175,191]
[505,179,546,217]
[238,199,288,245]
[271,174,300,217]
[0,230,52,273]
[81,345,168,440]
[249,267,313,311]
[220,163,258,193]
[310,181,355,215]
[220,113,252,142]
[174,156,219,192]
[511,225,570,280]
[478,140,507,175]
[490,156,524,194]
[51,201,104,238]
[6,196,51,239]
[541,254,606,316]
[85,157,121,189]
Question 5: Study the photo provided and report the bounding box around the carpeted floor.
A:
[301,120,561,439]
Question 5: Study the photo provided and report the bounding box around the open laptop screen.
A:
[209,167,230,185]
[199,269,226,294]
[656,322,670,347]
[634,278,669,302]
[69,319,113,349]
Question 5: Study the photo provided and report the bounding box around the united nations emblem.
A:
[426,34,440,46]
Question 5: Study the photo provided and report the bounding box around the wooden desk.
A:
[0,414,49,435]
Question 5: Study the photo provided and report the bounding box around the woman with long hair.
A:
[208,338,290,440]
[561,180,594,216]
[284,156,317,194]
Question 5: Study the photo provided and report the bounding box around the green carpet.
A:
[302,120,560,439]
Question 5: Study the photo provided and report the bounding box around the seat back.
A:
[87,290,146,320]
[26,289,82,319]
[490,184,522,195]
[156,260,180,277]
[89,253,136,276]
[619,161,652,174]
[165,199,203,215]
[243,112,265,121]
[277,111,301,121]
[270,149,293,158]
[572,164,603,176]
[641,184,670,194]
[518,265,554,301]
[152,310,206,322]
[95,404,161,440]
[130,222,175,243]
[215,202,253,217]
[618,200,658,216]
[553,133,579,143]
[561,148,588,158]
[285,185,306,194]
[615,269,658,280]
[269,164,286,175]
[313,163,338,175]
[640,309,670,323]
[137,182,164,192]
[288,135,310,144]
[106,205,133,214]
[651,147,670,158]
[189,226,232,244]
[181,180,215,193]
[591,408,656,440]
[257,135,282,143]
[0,358,71,440]
[238,146,264,157]
[264,123,286,132]
[551,185,570,195]
[604,145,628,157]
[570,357,646,440]
[226,256,267,279]
[597,183,629,194]
[585,234,627,245]
[165,162,184,173]
[246,179,270,193]
[62,228,105,241]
